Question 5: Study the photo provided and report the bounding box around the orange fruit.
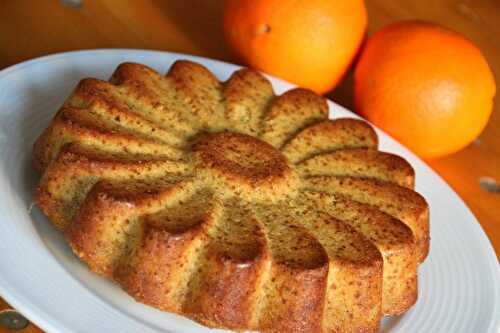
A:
[223,0,367,94]
[354,21,496,159]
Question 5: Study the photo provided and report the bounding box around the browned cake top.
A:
[193,132,299,201]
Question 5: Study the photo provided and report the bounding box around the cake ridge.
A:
[297,147,415,188]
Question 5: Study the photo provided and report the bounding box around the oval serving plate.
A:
[0,50,498,333]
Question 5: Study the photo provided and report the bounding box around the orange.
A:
[223,0,367,94]
[354,21,496,159]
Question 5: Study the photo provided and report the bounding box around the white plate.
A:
[0,49,498,333]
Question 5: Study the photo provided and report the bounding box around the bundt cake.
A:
[33,59,429,332]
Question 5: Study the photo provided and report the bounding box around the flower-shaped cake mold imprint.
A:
[34,60,429,333]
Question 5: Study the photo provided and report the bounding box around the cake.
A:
[33,60,429,332]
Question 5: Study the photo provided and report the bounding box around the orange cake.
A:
[33,60,429,332]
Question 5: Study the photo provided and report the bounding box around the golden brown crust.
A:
[33,59,430,333]
[33,108,182,172]
[261,88,329,148]
[300,191,418,315]
[251,205,331,332]
[324,258,382,333]
[167,60,227,131]
[65,181,138,276]
[35,143,188,230]
[108,63,197,137]
[184,251,268,329]
[282,118,379,164]
[65,80,185,147]
[193,132,299,201]
[224,68,275,136]
[66,179,199,276]
[297,147,415,188]
[304,176,430,263]
[289,208,383,332]
[180,199,268,329]
[258,263,328,333]
[116,223,202,311]
[193,132,290,184]
[253,204,382,332]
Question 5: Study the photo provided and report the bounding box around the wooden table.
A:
[0,1,498,332]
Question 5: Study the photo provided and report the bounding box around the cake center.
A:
[192,132,299,201]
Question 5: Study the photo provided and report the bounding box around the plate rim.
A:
[0,48,498,333]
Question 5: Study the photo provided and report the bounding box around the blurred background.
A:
[0,1,498,331]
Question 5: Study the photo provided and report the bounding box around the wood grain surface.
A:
[0,1,498,332]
